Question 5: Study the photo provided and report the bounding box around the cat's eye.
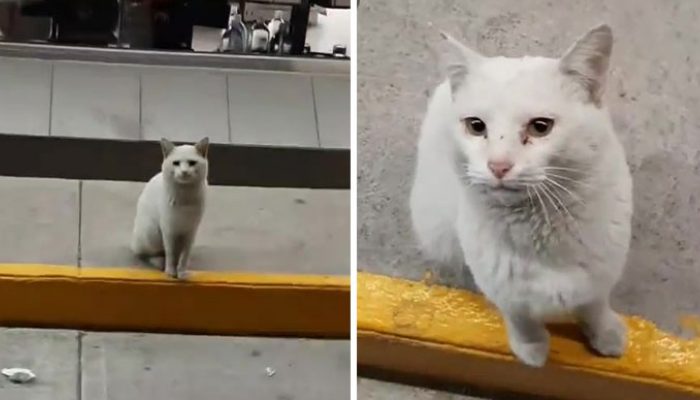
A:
[526,118,554,137]
[187,160,197,167]
[464,117,487,137]
[173,161,180,166]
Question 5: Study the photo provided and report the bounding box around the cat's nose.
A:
[487,160,513,179]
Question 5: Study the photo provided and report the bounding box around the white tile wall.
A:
[313,76,350,149]
[51,61,140,140]
[228,71,318,147]
[0,56,349,150]
[141,67,229,144]
[0,57,51,136]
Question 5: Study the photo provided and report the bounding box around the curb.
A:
[0,264,349,338]
[358,272,700,400]
[0,134,350,189]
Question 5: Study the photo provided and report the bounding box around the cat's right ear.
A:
[440,31,482,96]
[160,138,175,158]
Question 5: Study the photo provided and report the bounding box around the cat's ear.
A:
[160,138,175,158]
[440,31,482,95]
[559,24,613,104]
[195,137,209,158]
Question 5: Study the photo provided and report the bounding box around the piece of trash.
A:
[265,367,276,377]
[1,368,36,383]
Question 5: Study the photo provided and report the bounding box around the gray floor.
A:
[358,0,700,334]
[359,379,484,400]
[0,57,350,149]
[0,176,349,275]
[0,328,349,400]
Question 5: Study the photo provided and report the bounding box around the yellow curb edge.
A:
[358,272,700,400]
[0,264,350,338]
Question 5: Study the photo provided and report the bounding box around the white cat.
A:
[131,137,210,279]
[410,25,632,367]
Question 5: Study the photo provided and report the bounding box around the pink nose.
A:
[487,160,514,179]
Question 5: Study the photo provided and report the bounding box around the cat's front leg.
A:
[503,312,550,367]
[163,232,185,279]
[175,233,195,280]
[575,298,627,357]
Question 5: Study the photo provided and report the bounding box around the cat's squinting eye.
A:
[173,161,180,166]
[526,118,555,137]
[187,160,197,167]
[464,117,487,137]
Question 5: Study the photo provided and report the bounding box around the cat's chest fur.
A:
[141,173,205,232]
[161,193,205,232]
[456,186,629,318]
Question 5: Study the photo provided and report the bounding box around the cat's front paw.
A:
[164,267,177,279]
[584,314,627,357]
[176,270,190,280]
[509,338,549,367]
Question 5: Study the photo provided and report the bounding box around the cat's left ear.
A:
[440,31,483,96]
[195,137,209,158]
[559,24,613,105]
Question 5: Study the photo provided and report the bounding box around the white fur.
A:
[131,138,209,279]
[410,25,632,366]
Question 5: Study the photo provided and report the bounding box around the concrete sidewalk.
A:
[359,379,484,400]
[0,328,349,400]
[0,176,349,275]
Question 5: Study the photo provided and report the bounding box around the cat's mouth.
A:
[489,182,525,192]
[174,174,199,185]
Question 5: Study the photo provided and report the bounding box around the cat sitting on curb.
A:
[410,25,632,367]
[131,137,210,280]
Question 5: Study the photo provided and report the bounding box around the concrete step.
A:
[0,134,350,189]
[0,176,349,275]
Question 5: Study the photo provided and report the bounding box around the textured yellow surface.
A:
[358,272,700,395]
[0,264,350,287]
[0,264,350,337]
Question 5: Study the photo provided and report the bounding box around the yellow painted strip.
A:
[358,272,700,399]
[0,264,350,287]
[0,264,349,338]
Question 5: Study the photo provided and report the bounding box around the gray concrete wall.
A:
[358,0,700,334]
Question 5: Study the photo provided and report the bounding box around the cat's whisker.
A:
[532,185,551,227]
[542,181,584,235]
[545,172,592,188]
[543,165,585,172]
[525,186,535,209]
[463,175,487,184]
[514,178,544,184]
[542,181,578,224]
[538,183,563,223]
[542,167,585,177]
[544,176,586,205]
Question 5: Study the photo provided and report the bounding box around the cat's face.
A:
[444,25,613,201]
[160,137,209,185]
